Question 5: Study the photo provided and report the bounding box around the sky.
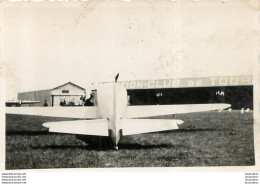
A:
[1,0,259,99]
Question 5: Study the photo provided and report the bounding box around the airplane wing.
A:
[6,102,20,106]
[121,119,183,136]
[43,119,108,136]
[6,100,40,105]
[6,107,101,119]
[124,103,231,118]
[19,100,41,104]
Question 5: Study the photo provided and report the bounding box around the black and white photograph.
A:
[1,0,259,173]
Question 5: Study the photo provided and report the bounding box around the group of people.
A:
[43,93,95,107]
[80,93,95,106]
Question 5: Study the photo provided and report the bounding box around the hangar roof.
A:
[52,82,85,90]
[18,82,86,94]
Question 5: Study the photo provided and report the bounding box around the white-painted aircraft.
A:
[6,100,41,107]
[6,75,231,149]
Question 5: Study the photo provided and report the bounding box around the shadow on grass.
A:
[6,131,56,136]
[31,134,173,151]
[32,143,172,151]
[76,135,173,150]
[6,128,219,136]
[173,128,218,132]
[32,144,99,150]
[151,128,219,134]
[117,143,172,150]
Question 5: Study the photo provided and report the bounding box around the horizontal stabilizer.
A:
[6,107,100,119]
[121,119,183,136]
[125,104,231,118]
[43,119,109,136]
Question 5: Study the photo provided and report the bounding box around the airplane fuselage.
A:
[96,83,127,146]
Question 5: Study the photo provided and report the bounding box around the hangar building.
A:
[18,82,86,107]
[17,75,253,109]
[119,75,253,110]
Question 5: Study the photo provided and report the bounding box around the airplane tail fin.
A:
[121,119,183,136]
[43,119,109,136]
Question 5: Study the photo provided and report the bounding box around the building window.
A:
[62,90,69,93]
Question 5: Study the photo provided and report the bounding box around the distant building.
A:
[17,75,254,109]
[18,82,86,107]
[119,75,253,110]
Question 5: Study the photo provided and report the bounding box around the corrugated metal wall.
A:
[18,90,52,107]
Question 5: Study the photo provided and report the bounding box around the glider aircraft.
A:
[6,74,231,149]
[6,100,41,107]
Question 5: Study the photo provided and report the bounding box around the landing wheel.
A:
[114,146,118,150]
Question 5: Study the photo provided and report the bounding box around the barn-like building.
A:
[18,82,86,107]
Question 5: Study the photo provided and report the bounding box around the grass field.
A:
[6,110,255,169]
